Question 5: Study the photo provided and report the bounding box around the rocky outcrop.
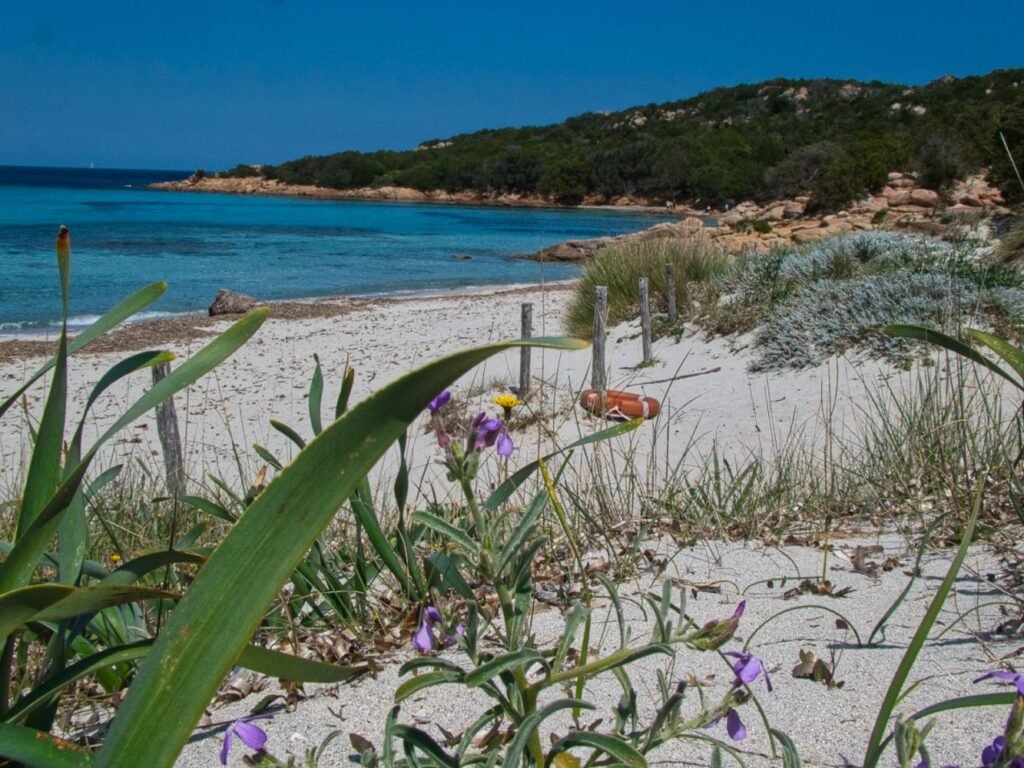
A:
[209,289,258,316]
[523,170,1010,261]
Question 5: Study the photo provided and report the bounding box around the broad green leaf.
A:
[549,731,647,768]
[99,550,206,586]
[0,309,267,594]
[236,644,367,684]
[95,336,586,768]
[179,495,237,523]
[965,328,1024,385]
[862,481,982,768]
[0,281,167,420]
[389,724,458,768]
[0,584,174,641]
[309,353,325,435]
[504,698,593,768]
[465,649,547,688]
[0,723,93,768]
[394,670,465,703]
[882,324,1020,389]
[4,640,152,723]
[270,419,306,450]
[412,511,480,556]
[252,444,283,471]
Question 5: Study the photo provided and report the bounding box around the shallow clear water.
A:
[0,166,664,330]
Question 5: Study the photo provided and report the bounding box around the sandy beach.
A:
[1,280,1015,767]
[0,280,914,509]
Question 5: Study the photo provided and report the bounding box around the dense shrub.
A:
[222,69,1024,209]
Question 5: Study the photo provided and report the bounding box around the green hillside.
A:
[224,69,1024,209]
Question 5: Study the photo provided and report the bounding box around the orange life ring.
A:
[579,389,661,420]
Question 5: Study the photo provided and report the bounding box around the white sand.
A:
[0,282,1016,766]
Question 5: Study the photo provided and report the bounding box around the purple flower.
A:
[982,736,1004,768]
[428,391,451,414]
[725,650,773,692]
[474,417,504,451]
[412,606,460,652]
[220,715,270,765]
[495,426,514,457]
[975,670,1024,695]
[726,709,746,740]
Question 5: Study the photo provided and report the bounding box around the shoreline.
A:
[148,175,702,217]
[0,280,577,364]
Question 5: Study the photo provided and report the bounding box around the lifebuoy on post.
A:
[579,389,661,420]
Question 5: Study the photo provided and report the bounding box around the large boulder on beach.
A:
[209,289,258,316]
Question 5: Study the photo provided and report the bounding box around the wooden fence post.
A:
[152,362,186,496]
[665,263,677,323]
[519,302,533,395]
[592,286,607,390]
[639,277,653,364]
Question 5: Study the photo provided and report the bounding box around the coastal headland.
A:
[151,169,1010,258]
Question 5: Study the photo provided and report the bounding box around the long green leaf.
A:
[270,419,306,450]
[0,309,267,594]
[0,281,167,420]
[549,731,648,768]
[881,324,1020,389]
[464,649,547,688]
[309,353,324,435]
[504,699,593,768]
[95,336,586,768]
[236,644,366,684]
[179,495,237,523]
[965,328,1024,384]
[0,584,174,640]
[0,723,93,768]
[394,670,465,703]
[4,641,152,723]
[390,724,458,768]
[412,511,480,556]
[862,481,982,768]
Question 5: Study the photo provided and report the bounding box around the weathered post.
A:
[665,263,677,323]
[592,286,607,390]
[152,362,186,496]
[640,277,653,364]
[519,302,533,395]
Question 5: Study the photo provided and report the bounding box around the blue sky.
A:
[2,0,1022,170]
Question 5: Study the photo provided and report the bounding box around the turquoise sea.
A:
[0,166,665,332]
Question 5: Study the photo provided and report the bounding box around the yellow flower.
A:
[492,394,522,410]
[111,553,122,564]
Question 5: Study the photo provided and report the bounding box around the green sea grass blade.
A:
[252,444,283,471]
[868,521,935,646]
[350,476,413,597]
[464,650,547,689]
[95,336,586,768]
[270,419,306,450]
[964,328,1024,385]
[0,309,267,594]
[862,480,982,768]
[309,353,325,435]
[0,723,93,768]
[335,365,355,418]
[236,644,367,683]
[389,724,458,768]
[411,511,480,556]
[0,584,174,640]
[882,324,1020,389]
[17,330,68,535]
[504,699,594,768]
[179,495,237,523]
[58,351,173,588]
[3,639,363,725]
[0,281,167,420]
[549,731,648,768]
[394,670,465,703]
[482,418,640,511]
